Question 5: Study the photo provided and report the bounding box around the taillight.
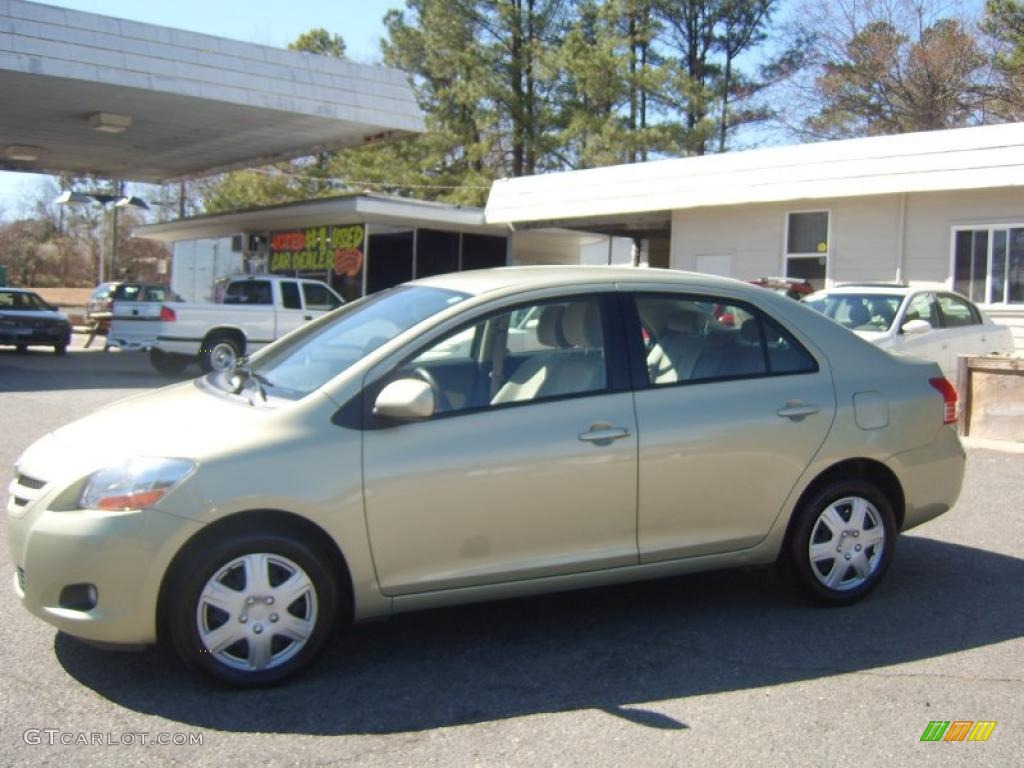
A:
[159,305,177,322]
[929,377,957,425]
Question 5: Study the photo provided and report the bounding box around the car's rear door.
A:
[935,292,989,368]
[361,291,638,595]
[626,289,837,562]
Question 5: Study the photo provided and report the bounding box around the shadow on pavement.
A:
[0,347,192,391]
[55,535,1024,735]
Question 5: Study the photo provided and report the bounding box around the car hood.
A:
[15,380,300,486]
[0,309,67,322]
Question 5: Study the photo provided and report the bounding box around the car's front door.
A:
[892,291,949,372]
[628,291,837,562]
[361,293,639,595]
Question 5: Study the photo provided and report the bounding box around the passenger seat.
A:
[647,309,705,384]
[491,302,605,404]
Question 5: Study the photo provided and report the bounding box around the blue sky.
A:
[0,0,405,217]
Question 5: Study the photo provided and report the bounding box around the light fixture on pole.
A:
[55,188,150,282]
[4,145,41,162]
[115,196,150,210]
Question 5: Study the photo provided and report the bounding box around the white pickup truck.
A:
[117,275,344,375]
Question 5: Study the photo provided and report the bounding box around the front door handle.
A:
[777,401,820,420]
[303,314,313,321]
[578,425,631,443]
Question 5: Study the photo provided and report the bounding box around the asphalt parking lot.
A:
[1,338,1022,767]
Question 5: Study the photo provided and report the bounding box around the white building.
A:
[485,122,1024,350]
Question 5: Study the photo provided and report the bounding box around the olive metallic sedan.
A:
[7,267,966,685]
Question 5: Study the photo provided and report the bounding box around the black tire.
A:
[15,344,28,354]
[199,334,241,373]
[54,344,67,355]
[149,348,190,376]
[789,479,896,605]
[163,530,340,687]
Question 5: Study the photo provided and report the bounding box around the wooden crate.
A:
[956,355,1024,442]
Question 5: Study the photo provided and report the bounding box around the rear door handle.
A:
[578,426,631,443]
[303,315,313,321]
[777,401,820,419]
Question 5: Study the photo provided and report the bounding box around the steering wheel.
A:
[410,366,453,413]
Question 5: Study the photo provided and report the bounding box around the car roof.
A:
[413,265,753,297]
[0,287,37,294]
[814,282,954,296]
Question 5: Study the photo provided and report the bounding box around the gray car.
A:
[7,267,966,686]
[0,288,72,354]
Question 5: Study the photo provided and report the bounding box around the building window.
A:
[953,225,1024,304]
[785,210,829,290]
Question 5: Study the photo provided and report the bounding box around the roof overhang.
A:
[0,1,425,182]
[133,194,504,242]
[485,122,1024,224]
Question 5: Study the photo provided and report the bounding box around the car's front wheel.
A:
[789,479,896,604]
[164,531,339,686]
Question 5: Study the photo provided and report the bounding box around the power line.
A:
[244,167,493,191]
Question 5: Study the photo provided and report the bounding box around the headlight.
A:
[79,458,196,511]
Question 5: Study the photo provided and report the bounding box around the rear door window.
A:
[223,281,273,305]
[936,294,980,327]
[635,294,816,386]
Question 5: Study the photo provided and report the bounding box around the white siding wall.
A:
[509,230,588,266]
[902,188,1024,282]
[669,187,1024,352]
[670,195,904,282]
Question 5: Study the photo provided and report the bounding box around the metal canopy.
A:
[0,1,425,182]
[133,193,503,242]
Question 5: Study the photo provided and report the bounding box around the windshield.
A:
[208,285,469,401]
[0,290,49,311]
[804,293,902,331]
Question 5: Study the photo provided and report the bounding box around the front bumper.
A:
[0,326,70,345]
[7,483,203,645]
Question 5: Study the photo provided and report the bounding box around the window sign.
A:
[270,224,364,276]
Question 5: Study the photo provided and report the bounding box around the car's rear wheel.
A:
[164,531,339,686]
[789,479,896,604]
[15,344,27,354]
[149,348,190,376]
[53,344,67,355]
[199,334,241,373]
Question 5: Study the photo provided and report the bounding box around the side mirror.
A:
[901,318,932,336]
[373,378,435,421]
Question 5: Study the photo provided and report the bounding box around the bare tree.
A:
[775,0,989,139]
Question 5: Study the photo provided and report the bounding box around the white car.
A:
[804,284,1015,378]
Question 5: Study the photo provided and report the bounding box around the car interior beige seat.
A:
[646,309,705,384]
[491,301,605,404]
